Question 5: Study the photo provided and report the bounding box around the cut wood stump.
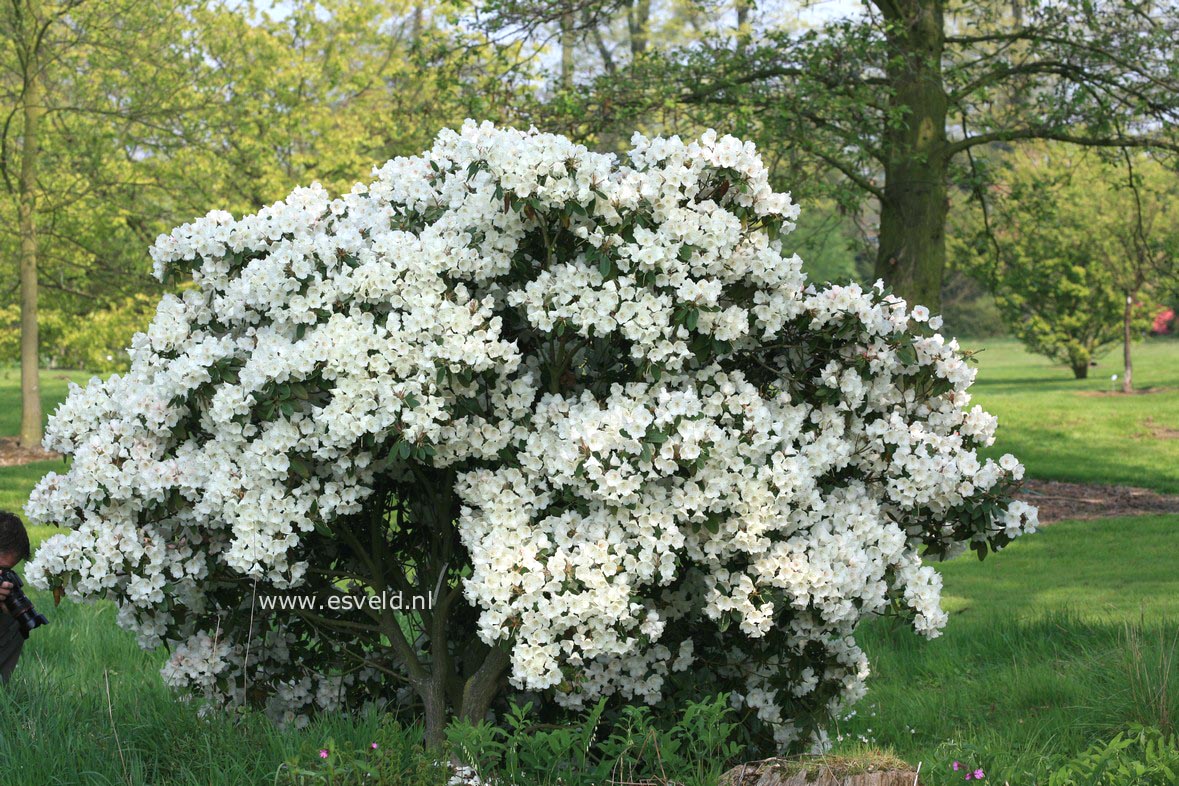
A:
[719,753,921,786]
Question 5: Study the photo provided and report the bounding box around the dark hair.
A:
[0,511,30,562]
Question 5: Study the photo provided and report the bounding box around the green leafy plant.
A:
[1047,726,1179,786]
[279,722,450,786]
[0,296,156,372]
[447,694,741,786]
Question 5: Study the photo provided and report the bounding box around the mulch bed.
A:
[1020,479,1179,524]
[1078,386,1174,397]
[0,437,60,467]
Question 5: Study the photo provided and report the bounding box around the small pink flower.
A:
[952,761,960,771]
[964,774,972,781]
[371,742,379,750]
[974,769,985,780]
[319,749,329,759]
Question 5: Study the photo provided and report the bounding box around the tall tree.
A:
[1105,148,1177,391]
[1,0,497,445]
[7,0,45,449]
[0,0,213,448]
[576,0,1179,310]
[184,0,479,209]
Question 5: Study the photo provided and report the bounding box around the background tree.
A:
[1106,148,1179,391]
[0,0,518,435]
[183,0,489,210]
[0,0,218,448]
[3,0,49,450]
[952,142,1172,379]
[558,0,1179,311]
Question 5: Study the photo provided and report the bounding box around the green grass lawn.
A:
[830,515,1179,785]
[969,338,1179,493]
[0,340,1176,784]
[0,592,403,784]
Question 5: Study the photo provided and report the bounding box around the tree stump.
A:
[719,754,921,786]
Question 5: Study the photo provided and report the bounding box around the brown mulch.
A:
[1141,417,1179,440]
[1020,479,1179,524]
[0,437,60,467]
[1078,386,1174,397]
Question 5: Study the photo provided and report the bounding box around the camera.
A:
[0,569,49,639]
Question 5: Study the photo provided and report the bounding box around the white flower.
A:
[24,121,1034,746]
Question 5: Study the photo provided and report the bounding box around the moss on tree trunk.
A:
[874,0,949,313]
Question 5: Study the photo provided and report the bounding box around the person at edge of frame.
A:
[0,509,33,684]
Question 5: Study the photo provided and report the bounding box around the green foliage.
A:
[1047,727,1179,786]
[786,199,868,285]
[0,0,521,336]
[58,294,156,373]
[0,305,69,367]
[184,0,492,209]
[447,695,741,786]
[952,144,1173,378]
[530,0,1179,311]
[278,723,450,786]
[0,296,154,371]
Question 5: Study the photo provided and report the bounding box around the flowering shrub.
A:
[24,122,1037,751]
[1151,307,1174,335]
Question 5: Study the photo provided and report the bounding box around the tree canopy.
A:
[504,0,1179,310]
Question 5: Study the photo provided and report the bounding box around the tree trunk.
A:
[560,11,574,90]
[419,672,450,751]
[628,0,650,56]
[874,0,949,312]
[1122,292,1133,393]
[411,3,424,40]
[458,646,509,725]
[1071,361,1089,380]
[18,7,44,450]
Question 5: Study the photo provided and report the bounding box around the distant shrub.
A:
[57,294,158,373]
[0,304,69,367]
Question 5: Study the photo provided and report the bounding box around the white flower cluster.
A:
[24,121,1035,748]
